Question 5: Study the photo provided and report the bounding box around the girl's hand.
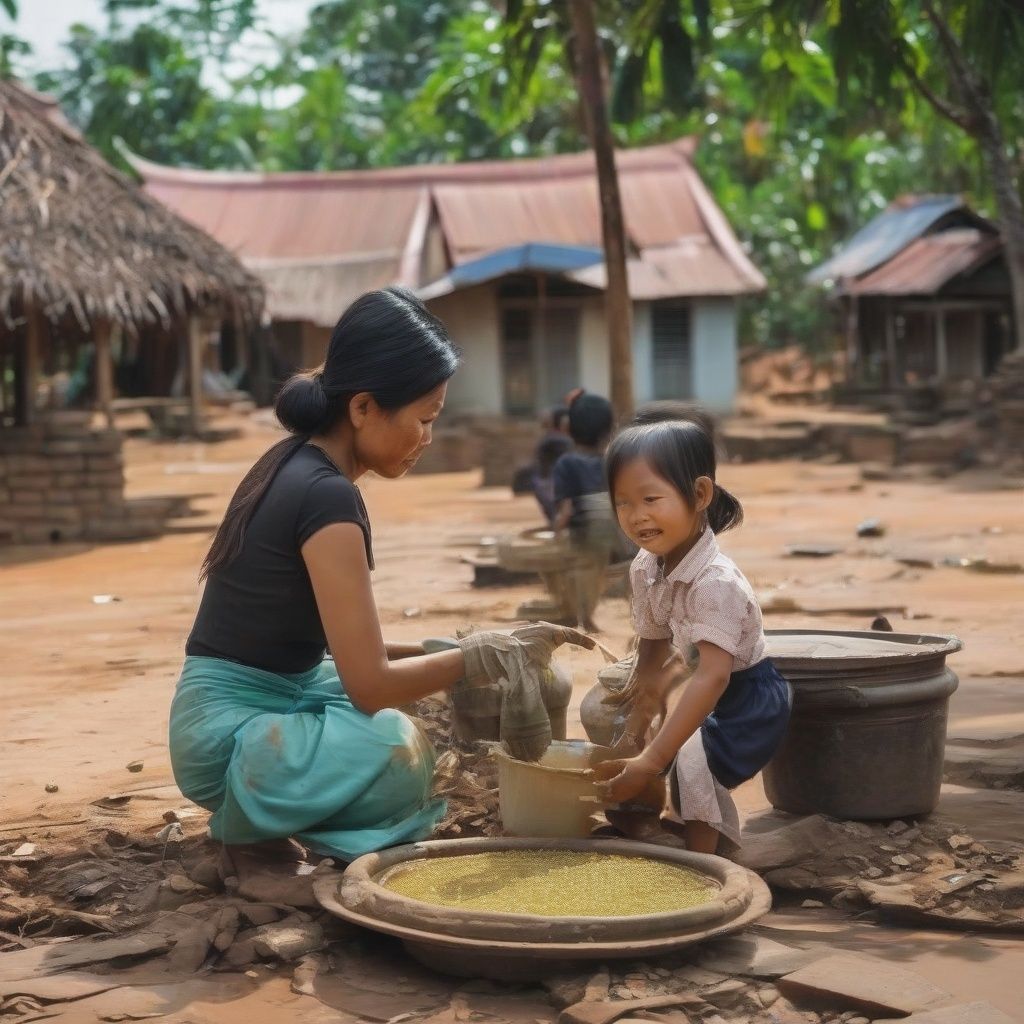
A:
[589,754,665,805]
[611,696,663,754]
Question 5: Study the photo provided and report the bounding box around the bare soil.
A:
[2,412,1023,1020]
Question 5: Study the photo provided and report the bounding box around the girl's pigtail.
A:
[708,483,743,533]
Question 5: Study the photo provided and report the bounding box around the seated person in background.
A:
[531,405,573,525]
[552,392,617,631]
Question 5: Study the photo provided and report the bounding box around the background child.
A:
[552,392,617,631]
[592,418,792,855]
[531,405,572,525]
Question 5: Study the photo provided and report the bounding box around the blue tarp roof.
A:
[418,243,604,300]
[449,242,604,287]
[807,195,964,285]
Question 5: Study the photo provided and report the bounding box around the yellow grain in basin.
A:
[379,850,717,917]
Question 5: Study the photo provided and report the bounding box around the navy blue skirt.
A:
[700,657,792,790]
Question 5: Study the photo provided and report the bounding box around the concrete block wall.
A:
[0,423,169,545]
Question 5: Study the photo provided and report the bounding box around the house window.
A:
[501,304,581,414]
[651,302,692,399]
[502,308,534,415]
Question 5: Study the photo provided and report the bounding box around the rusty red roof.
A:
[132,139,764,323]
[845,229,1002,296]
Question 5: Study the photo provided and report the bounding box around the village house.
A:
[809,195,1016,403]
[134,139,765,419]
[0,81,263,545]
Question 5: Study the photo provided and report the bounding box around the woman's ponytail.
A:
[707,483,743,533]
[275,369,334,435]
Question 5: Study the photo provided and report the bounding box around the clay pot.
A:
[579,655,635,747]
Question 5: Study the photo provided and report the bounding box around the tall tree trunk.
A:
[974,111,1024,354]
[921,0,1024,353]
[568,0,634,419]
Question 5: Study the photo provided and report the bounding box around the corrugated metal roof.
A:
[568,238,752,298]
[133,138,763,320]
[808,195,966,284]
[249,251,405,326]
[844,229,1003,296]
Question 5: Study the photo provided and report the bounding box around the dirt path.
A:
[4,414,1020,821]
[2,414,1022,1018]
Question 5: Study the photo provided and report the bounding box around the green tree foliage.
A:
[26,0,1019,349]
[754,0,1024,347]
[0,0,30,79]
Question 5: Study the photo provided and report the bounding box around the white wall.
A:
[427,288,739,415]
[579,296,610,397]
[631,301,653,405]
[428,284,503,414]
[691,298,739,412]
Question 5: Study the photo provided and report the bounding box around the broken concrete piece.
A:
[786,543,842,558]
[874,1002,1017,1024]
[583,968,611,1003]
[0,930,174,983]
[250,917,324,961]
[701,978,750,1008]
[291,952,327,997]
[560,994,704,1024]
[857,518,886,537]
[778,954,949,1017]
[698,934,824,979]
[738,815,840,873]
[544,973,589,1010]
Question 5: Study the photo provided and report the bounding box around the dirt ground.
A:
[2,412,1023,1020]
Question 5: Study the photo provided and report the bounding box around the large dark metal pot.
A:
[763,629,962,820]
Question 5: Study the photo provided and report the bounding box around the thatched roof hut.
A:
[0,79,262,331]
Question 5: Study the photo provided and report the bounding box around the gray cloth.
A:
[456,624,594,762]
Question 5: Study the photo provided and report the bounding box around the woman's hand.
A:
[510,621,596,662]
[458,622,595,688]
[589,753,666,805]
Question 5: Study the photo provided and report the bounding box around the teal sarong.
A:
[168,656,445,862]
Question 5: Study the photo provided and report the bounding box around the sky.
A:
[11,0,323,71]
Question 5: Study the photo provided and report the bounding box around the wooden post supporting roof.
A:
[187,314,205,436]
[885,301,899,389]
[94,320,116,428]
[15,302,43,427]
[935,308,949,381]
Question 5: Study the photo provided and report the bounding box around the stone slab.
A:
[778,953,948,1016]
[698,934,825,979]
[875,1003,1018,1024]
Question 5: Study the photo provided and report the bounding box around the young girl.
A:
[593,418,792,855]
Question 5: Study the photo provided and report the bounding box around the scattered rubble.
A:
[856,518,886,538]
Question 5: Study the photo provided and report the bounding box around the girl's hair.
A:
[201,287,459,580]
[606,419,743,533]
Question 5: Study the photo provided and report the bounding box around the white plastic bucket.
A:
[492,740,615,838]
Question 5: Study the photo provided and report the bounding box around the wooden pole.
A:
[568,0,634,420]
[935,308,948,381]
[536,273,547,412]
[885,301,899,390]
[845,297,860,385]
[16,302,43,427]
[187,314,205,436]
[94,320,116,428]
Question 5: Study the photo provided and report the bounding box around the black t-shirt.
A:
[186,444,373,674]
[552,450,607,530]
